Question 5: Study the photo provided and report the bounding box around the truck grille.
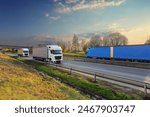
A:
[55,56,61,60]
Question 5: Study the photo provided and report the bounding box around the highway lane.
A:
[5,52,150,83]
[6,52,33,60]
[60,60,150,83]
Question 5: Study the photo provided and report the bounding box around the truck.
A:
[32,45,63,63]
[86,45,150,61]
[18,48,29,57]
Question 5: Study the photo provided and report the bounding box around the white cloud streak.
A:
[49,16,61,20]
[45,13,61,21]
[65,0,79,3]
[56,0,126,13]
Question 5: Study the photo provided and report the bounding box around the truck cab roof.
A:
[47,45,62,50]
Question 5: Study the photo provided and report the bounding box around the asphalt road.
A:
[6,52,33,60]
[6,52,150,83]
[60,60,150,83]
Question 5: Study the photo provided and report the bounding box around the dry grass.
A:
[0,53,89,100]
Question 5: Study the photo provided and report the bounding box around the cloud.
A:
[32,34,54,41]
[65,0,79,3]
[108,23,141,34]
[45,13,49,17]
[108,23,121,30]
[45,13,61,21]
[49,16,61,20]
[56,2,71,13]
[53,0,59,2]
[56,0,126,13]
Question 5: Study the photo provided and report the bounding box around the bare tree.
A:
[56,40,67,52]
[72,34,79,52]
[78,39,86,51]
[103,32,128,46]
[145,37,150,45]
[83,43,88,53]
[88,35,103,47]
[66,41,72,52]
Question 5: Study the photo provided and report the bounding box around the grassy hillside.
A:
[0,53,89,100]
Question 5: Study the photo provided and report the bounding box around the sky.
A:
[0,0,150,45]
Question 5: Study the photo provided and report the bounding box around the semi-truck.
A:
[18,48,29,57]
[32,45,63,63]
[86,45,150,61]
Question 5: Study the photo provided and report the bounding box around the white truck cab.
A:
[33,45,63,63]
[48,45,63,63]
[18,48,29,57]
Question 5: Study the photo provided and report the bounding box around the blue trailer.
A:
[113,45,150,61]
[86,46,111,59]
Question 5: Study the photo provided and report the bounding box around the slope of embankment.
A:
[0,53,88,100]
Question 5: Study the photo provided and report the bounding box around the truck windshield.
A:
[23,51,29,53]
[51,50,62,54]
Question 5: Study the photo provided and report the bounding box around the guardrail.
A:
[49,63,150,97]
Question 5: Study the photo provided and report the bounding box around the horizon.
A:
[0,0,150,45]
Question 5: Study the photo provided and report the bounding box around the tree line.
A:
[68,32,128,53]
[57,32,150,53]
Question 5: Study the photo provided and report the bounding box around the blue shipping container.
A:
[86,47,110,58]
[114,45,150,60]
